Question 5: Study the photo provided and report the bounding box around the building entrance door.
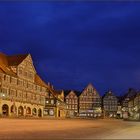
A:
[2,104,9,116]
[18,106,24,116]
[38,109,42,117]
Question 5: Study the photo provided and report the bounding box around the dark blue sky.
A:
[0,2,140,95]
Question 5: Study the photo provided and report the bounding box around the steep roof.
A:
[0,52,58,99]
[121,88,137,103]
[81,83,100,97]
[102,90,117,99]
[0,53,17,76]
[123,88,137,99]
[64,90,71,97]
[64,90,81,97]
[7,54,28,66]
[34,74,48,88]
[85,83,96,90]
[117,96,123,103]
[0,52,8,66]
[55,90,63,95]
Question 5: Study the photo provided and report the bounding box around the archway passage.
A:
[26,107,31,115]
[33,108,37,116]
[11,105,17,115]
[38,109,42,117]
[58,110,61,117]
[2,104,9,116]
[18,106,24,116]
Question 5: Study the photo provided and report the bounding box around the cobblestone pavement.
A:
[0,118,139,139]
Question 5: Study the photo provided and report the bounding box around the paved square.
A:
[0,118,140,139]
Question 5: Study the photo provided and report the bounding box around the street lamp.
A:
[0,92,5,98]
[2,94,5,97]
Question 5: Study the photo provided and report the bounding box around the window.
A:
[69,105,71,109]
[23,92,27,99]
[36,95,40,102]
[40,87,42,92]
[10,89,16,97]
[74,99,77,104]
[51,100,54,104]
[27,83,33,90]
[36,86,40,91]
[41,96,45,104]
[4,75,10,82]
[66,99,69,104]
[72,100,74,104]
[3,75,6,81]
[28,72,33,79]
[1,87,8,97]
[18,79,23,86]
[23,81,27,88]
[75,105,77,109]
[17,90,22,98]
[72,105,74,109]
[18,68,23,75]
[32,94,36,100]
[70,95,73,98]
[10,77,17,84]
[1,88,7,94]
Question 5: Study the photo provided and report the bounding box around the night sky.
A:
[0,2,140,95]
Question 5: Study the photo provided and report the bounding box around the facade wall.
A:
[0,54,48,117]
[44,95,66,118]
[0,99,43,117]
[103,91,118,118]
[65,91,78,117]
[44,96,56,117]
[127,94,140,120]
[79,84,101,117]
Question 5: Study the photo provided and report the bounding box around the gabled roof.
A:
[124,88,137,98]
[65,90,76,98]
[7,54,28,66]
[102,90,117,99]
[0,52,8,66]
[80,83,100,97]
[85,83,96,90]
[55,90,63,95]
[0,52,59,99]
[64,90,81,97]
[75,91,81,97]
[136,91,140,97]
[0,52,28,76]
[64,90,71,97]
[122,88,137,102]
[34,74,48,88]
[117,96,123,103]
[0,53,17,77]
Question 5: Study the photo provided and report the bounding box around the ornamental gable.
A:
[80,83,100,98]
[17,54,36,82]
[66,91,77,99]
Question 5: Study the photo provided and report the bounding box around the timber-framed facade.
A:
[0,52,49,117]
